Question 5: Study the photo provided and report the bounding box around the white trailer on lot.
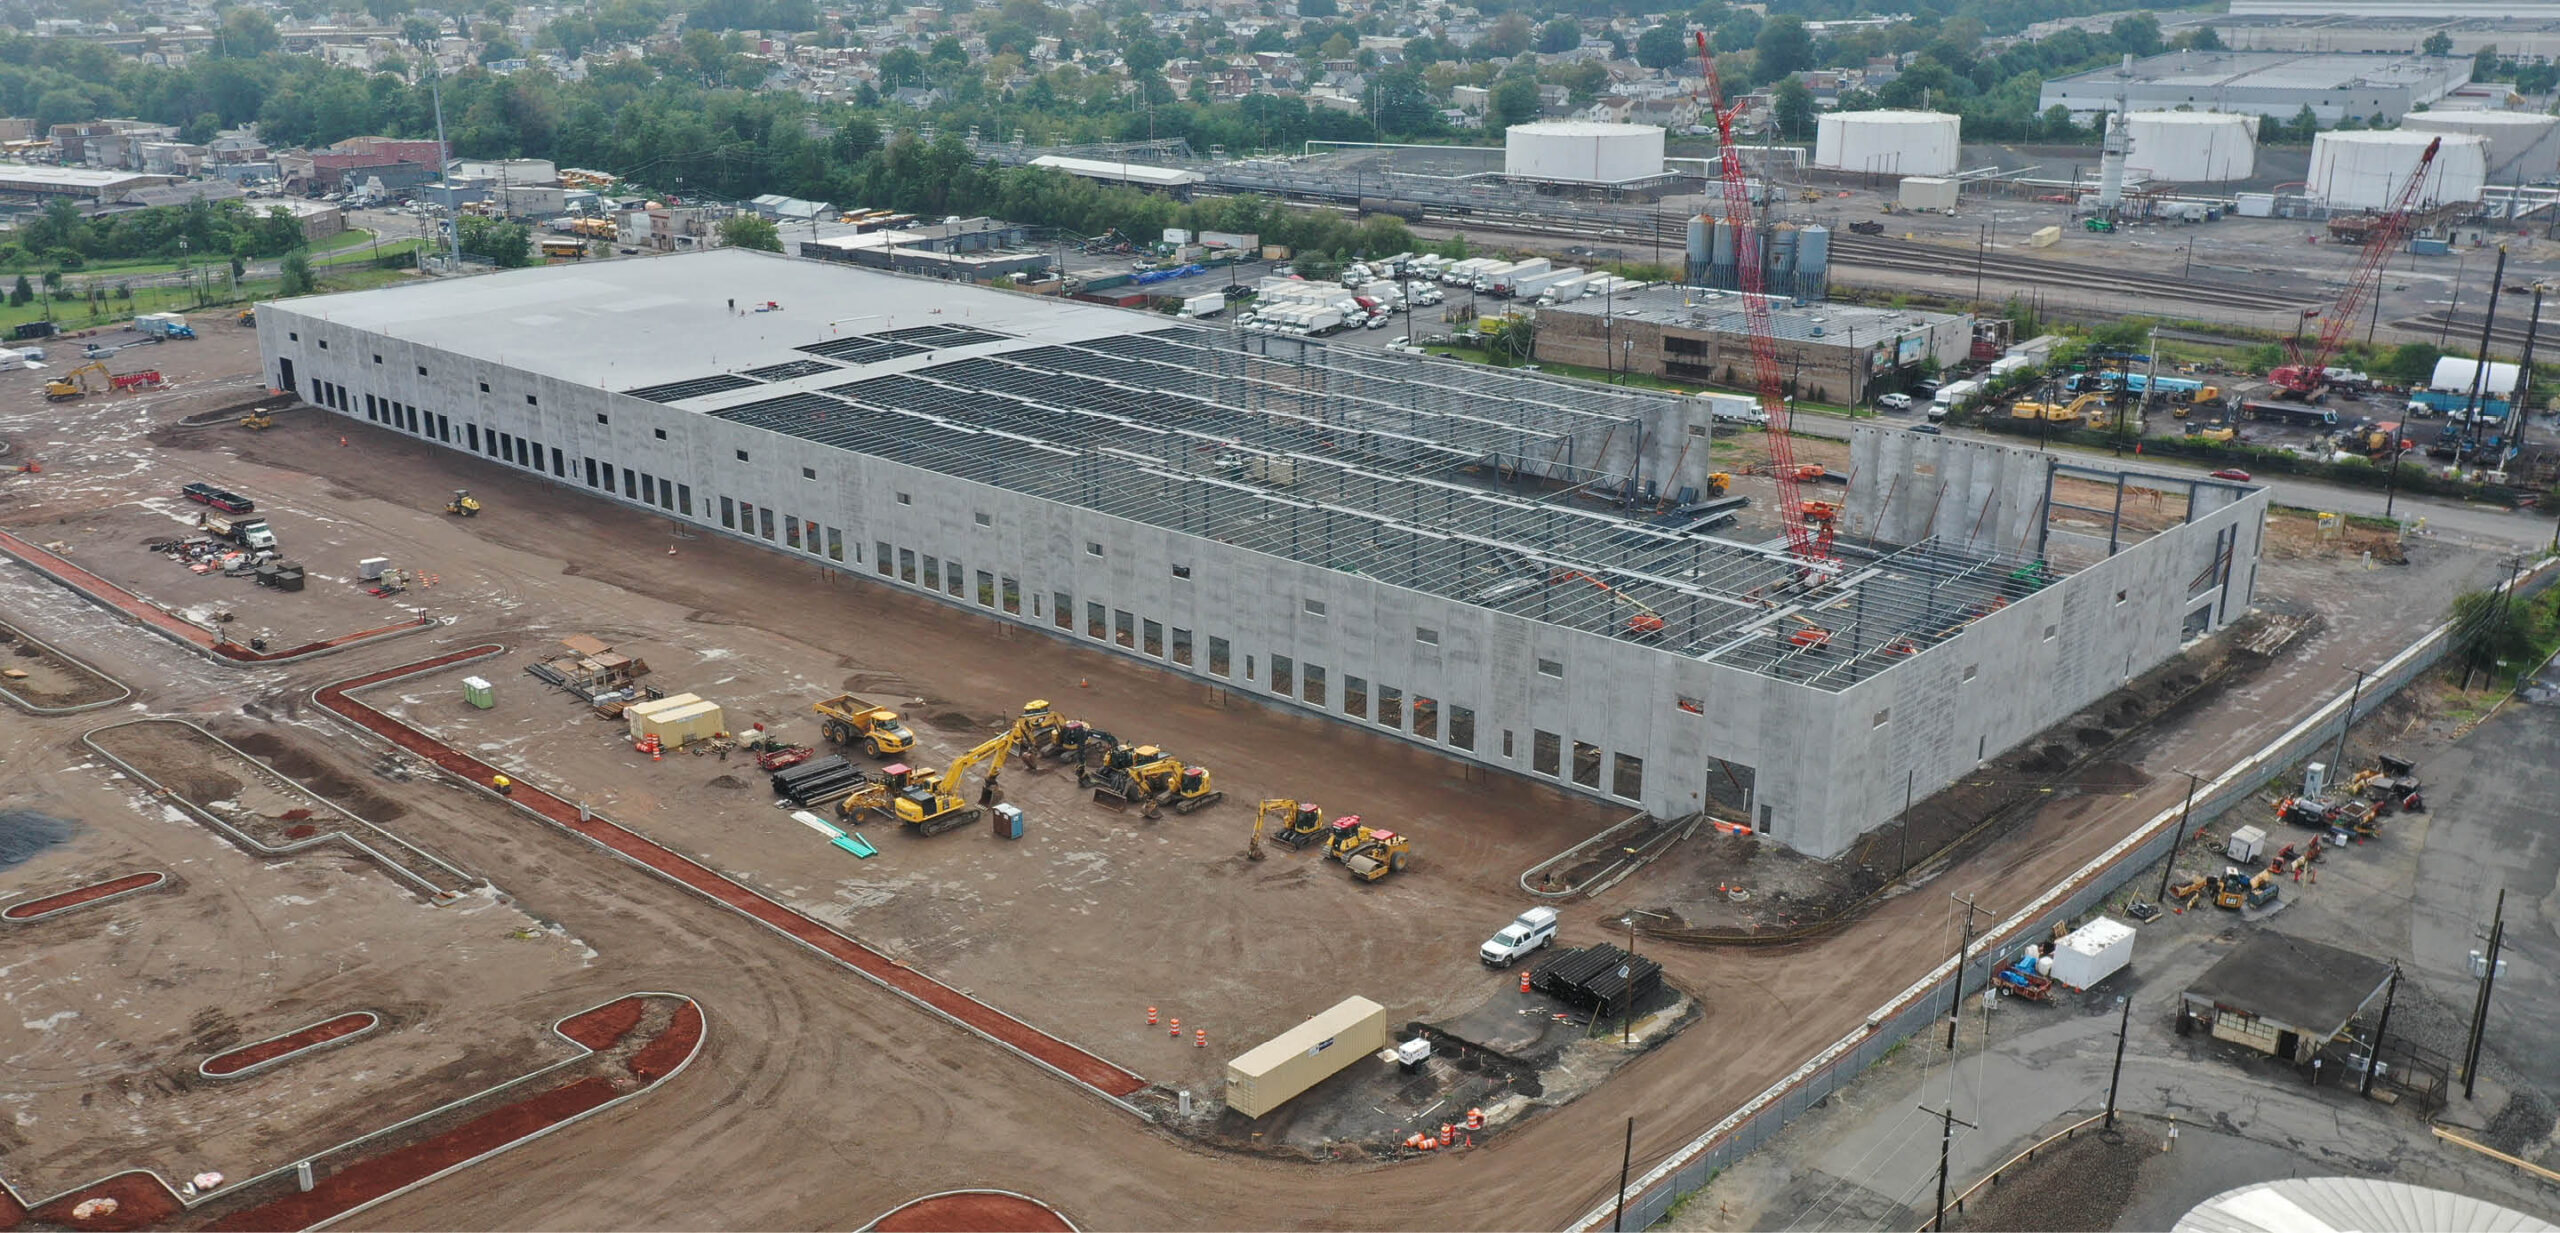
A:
[1179,292,1226,318]
[2047,917,2135,991]
[1225,995,1390,1118]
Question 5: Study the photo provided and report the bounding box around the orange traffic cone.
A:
[1147,1006,1158,1026]
[1194,1029,1206,1049]
[667,545,678,555]
[1169,1017,1180,1038]
[1466,1108,1485,1130]
[1520,971,1532,994]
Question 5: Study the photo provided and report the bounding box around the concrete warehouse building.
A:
[2038,52,2469,125]
[253,250,2265,858]
[1534,286,1973,408]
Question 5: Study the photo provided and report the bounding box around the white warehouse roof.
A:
[1027,154,1203,187]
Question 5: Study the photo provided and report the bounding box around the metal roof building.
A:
[2038,51,2470,123]
[253,249,2264,857]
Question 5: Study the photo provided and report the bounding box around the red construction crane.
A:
[1696,30,1832,565]
[2269,136,2441,398]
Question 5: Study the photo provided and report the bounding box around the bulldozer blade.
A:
[1091,788,1132,812]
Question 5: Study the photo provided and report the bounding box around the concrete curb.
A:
[198,1011,384,1080]
[81,717,481,899]
[0,616,134,714]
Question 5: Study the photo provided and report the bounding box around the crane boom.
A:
[2272,136,2441,397]
[1696,30,1824,564]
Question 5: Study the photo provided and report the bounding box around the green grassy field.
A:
[0,263,412,335]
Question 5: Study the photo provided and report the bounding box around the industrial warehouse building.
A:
[1535,286,1971,408]
[255,249,2266,858]
[2038,52,2469,124]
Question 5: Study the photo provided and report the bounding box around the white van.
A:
[1480,906,1560,965]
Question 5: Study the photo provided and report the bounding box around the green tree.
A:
[402,15,441,47]
[1489,76,1540,129]
[2421,31,2452,56]
[2109,14,2161,58]
[2473,44,2501,80]
[1635,23,1688,70]
[1753,15,1812,82]
[1536,18,1580,54]
[2381,342,2442,385]
[1481,12,1532,58]
[1772,76,1813,140]
[280,252,315,296]
[7,274,27,307]
[218,7,281,55]
[456,215,534,267]
[1297,0,1334,16]
[363,0,413,22]
[720,213,782,251]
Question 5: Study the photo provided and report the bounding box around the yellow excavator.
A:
[241,408,275,430]
[44,361,108,402]
[1250,799,1327,861]
[860,720,1030,836]
[445,488,482,516]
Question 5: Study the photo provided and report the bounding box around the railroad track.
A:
[2398,308,2552,355]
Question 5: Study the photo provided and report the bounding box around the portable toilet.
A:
[2302,761,2328,799]
[992,802,1025,840]
[462,676,494,710]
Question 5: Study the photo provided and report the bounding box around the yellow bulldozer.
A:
[445,488,482,516]
[1093,752,1223,818]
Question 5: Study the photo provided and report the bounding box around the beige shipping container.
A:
[1224,995,1388,1119]
[623,693,703,740]
[636,700,725,748]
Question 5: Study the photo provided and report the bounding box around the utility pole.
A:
[2150,770,2203,910]
[1898,767,1916,879]
[1918,1102,1976,1232]
[2332,666,2370,776]
[2361,963,2400,1099]
[1947,893,1988,1050]
[1612,1116,1634,1232]
[2463,889,2507,1100]
[2461,246,2508,460]
[2104,994,2133,1129]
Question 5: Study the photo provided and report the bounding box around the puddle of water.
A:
[0,810,76,871]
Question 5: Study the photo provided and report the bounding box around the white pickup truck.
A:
[1480,906,1560,965]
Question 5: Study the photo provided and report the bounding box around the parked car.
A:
[2208,468,2252,481]
[1908,423,1943,435]
[1877,393,1915,413]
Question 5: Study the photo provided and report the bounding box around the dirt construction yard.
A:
[0,312,2536,1230]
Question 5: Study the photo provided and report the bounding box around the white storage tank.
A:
[2310,131,2488,211]
[2048,917,2136,991]
[2401,111,2560,183]
[2124,112,2258,182]
[1504,121,1667,185]
[1815,111,1960,176]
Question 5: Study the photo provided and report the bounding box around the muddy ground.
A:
[0,301,2533,1230]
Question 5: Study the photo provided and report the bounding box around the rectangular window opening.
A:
[1450,706,1475,750]
[1303,598,1327,617]
[1533,730,1561,777]
[899,548,916,582]
[1172,627,1193,666]
[1343,675,1369,719]
[1142,618,1163,657]
[1270,654,1294,697]
[1413,697,1439,740]
[1002,577,1021,614]
[1378,685,1403,730]
[1302,663,1326,707]
[1613,753,1644,800]
[921,554,939,590]
[1209,636,1231,677]
[1537,657,1565,679]
[1088,602,1107,639]
[1053,592,1073,630]
[1416,626,1439,645]
[976,570,996,606]
[877,542,894,576]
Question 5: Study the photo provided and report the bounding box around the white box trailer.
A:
[1442,258,1494,285]
[1179,292,1226,318]
[1514,266,1583,299]
[1899,175,1960,213]
[2047,917,2135,991]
